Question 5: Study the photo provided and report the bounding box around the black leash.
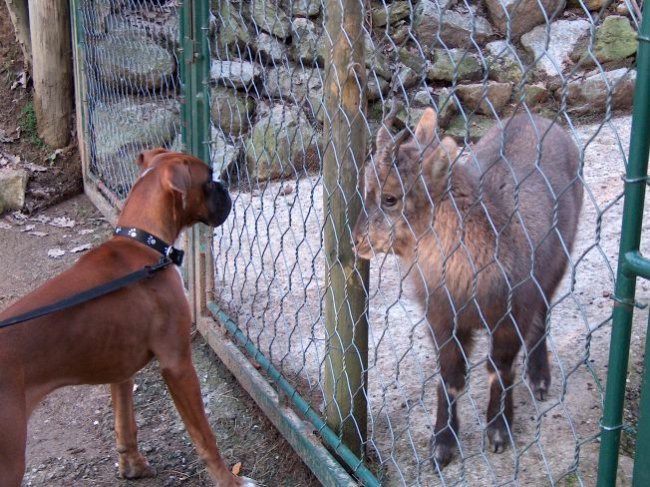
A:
[0,228,184,330]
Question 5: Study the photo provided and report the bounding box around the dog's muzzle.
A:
[203,180,232,227]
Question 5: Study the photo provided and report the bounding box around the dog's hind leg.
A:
[111,379,155,479]
[0,375,28,487]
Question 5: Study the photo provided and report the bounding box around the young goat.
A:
[352,108,583,468]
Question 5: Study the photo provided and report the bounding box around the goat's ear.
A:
[161,162,191,209]
[414,108,437,149]
[424,136,458,194]
[137,148,169,170]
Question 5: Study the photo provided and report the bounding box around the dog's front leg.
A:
[160,356,255,487]
[111,379,155,478]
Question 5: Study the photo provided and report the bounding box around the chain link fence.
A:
[72,0,648,484]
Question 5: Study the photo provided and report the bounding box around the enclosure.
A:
[71,0,650,484]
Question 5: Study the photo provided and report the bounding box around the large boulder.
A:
[211,128,241,177]
[456,82,513,115]
[263,66,324,103]
[572,15,639,65]
[254,32,289,63]
[445,115,494,143]
[213,0,251,54]
[0,168,28,211]
[93,33,175,91]
[291,18,325,66]
[521,19,591,82]
[372,1,412,27]
[91,98,179,195]
[250,0,291,40]
[485,40,525,83]
[282,0,321,17]
[211,59,262,90]
[427,48,483,82]
[245,105,319,180]
[414,1,493,49]
[211,86,256,136]
[105,4,179,50]
[565,68,636,114]
[364,32,393,80]
[485,0,567,40]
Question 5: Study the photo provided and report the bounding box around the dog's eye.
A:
[382,194,398,208]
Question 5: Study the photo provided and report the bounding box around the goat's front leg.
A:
[429,326,473,470]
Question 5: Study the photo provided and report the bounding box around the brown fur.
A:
[0,149,255,486]
[353,109,583,469]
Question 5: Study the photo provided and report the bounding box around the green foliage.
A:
[20,101,46,149]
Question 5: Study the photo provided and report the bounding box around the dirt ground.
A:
[0,196,319,486]
[0,2,82,213]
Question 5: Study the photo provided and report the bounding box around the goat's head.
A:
[352,106,459,259]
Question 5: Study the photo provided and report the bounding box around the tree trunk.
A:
[4,0,31,73]
[27,0,73,148]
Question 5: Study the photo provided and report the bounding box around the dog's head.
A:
[136,148,232,227]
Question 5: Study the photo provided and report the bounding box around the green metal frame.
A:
[596,5,650,487]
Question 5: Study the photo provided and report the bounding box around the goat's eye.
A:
[382,194,398,208]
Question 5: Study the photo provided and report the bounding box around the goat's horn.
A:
[382,98,400,129]
[393,128,410,147]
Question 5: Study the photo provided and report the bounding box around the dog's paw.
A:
[118,452,155,479]
[235,476,259,487]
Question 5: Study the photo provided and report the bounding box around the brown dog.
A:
[0,149,256,486]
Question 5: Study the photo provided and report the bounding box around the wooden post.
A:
[28,0,73,148]
[322,0,369,459]
[4,0,31,73]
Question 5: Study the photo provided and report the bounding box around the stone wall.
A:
[84,0,639,190]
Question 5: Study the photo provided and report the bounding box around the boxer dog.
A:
[0,149,256,486]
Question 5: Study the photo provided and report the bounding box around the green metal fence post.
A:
[633,309,650,486]
[322,0,369,460]
[597,5,650,486]
[179,0,212,316]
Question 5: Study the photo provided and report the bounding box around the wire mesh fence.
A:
[75,0,182,201]
[72,0,647,484]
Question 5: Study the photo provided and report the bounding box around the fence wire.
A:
[77,0,181,200]
[74,0,646,484]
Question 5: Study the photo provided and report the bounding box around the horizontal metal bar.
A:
[205,302,381,487]
[623,251,650,280]
[196,316,357,487]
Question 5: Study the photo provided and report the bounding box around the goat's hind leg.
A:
[486,324,521,453]
[524,308,551,401]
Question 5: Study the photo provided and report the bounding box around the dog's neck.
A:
[116,184,186,246]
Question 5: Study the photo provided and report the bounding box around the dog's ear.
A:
[161,163,192,209]
[137,148,169,170]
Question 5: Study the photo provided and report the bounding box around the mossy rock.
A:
[94,34,175,91]
[244,106,319,180]
[211,86,255,136]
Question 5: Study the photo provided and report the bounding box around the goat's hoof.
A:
[118,452,155,479]
[530,377,549,402]
[487,425,509,454]
[430,435,456,470]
